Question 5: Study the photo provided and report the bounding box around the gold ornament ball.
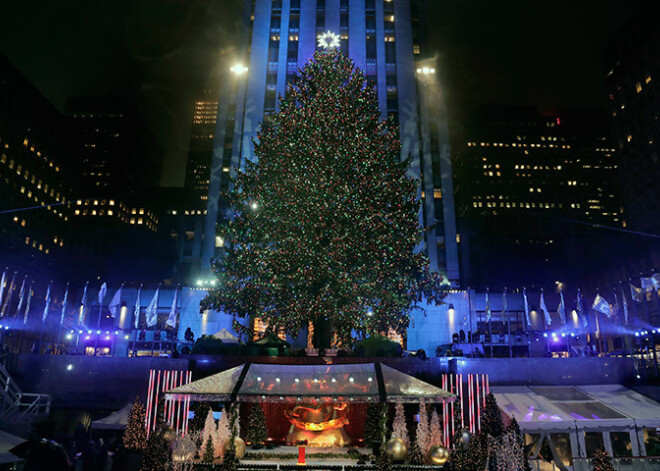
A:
[428,445,450,465]
[162,426,177,444]
[224,437,246,459]
[384,437,408,463]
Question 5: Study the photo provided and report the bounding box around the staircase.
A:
[0,361,51,435]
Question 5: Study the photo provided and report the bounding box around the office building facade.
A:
[201,0,459,284]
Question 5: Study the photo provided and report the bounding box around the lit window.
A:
[636,82,642,93]
[646,75,652,84]
[626,134,632,142]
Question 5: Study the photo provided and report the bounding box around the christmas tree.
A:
[429,409,442,448]
[201,409,216,456]
[216,406,232,457]
[246,403,268,447]
[190,402,212,434]
[140,402,172,471]
[408,440,425,465]
[203,436,215,463]
[416,401,431,454]
[123,396,147,451]
[201,48,446,343]
[445,431,487,471]
[365,403,387,447]
[391,403,409,445]
[482,393,504,438]
[506,417,531,471]
[593,448,616,471]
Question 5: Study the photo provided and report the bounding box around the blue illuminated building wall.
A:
[201,0,460,284]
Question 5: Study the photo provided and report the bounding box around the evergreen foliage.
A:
[365,403,387,446]
[506,417,531,471]
[139,402,172,471]
[391,403,409,445]
[189,402,212,434]
[246,403,268,446]
[216,406,232,457]
[482,393,505,438]
[202,49,446,342]
[123,396,147,451]
[445,431,488,471]
[376,449,393,471]
[201,409,216,456]
[203,436,215,463]
[408,440,425,465]
[593,448,616,471]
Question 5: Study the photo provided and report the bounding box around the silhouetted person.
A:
[184,327,194,343]
[96,438,107,471]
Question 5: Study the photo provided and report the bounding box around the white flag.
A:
[523,288,531,327]
[592,294,611,316]
[540,290,552,326]
[134,286,142,328]
[145,288,160,327]
[15,276,27,316]
[108,286,123,318]
[0,272,16,317]
[620,284,629,325]
[98,282,107,305]
[0,270,6,309]
[557,290,566,324]
[485,288,492,323]
[60,283,69,325]
[502,289,508,325]
[23,281,33,325]
[576,288,587,328]
[79,282,89,325]
[166,287,178,328]
[42,281,52,322]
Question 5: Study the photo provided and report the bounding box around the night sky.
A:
[0,0,642,186]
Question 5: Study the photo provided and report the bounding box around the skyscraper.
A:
[185,89,218,205]
[201,0,459,284]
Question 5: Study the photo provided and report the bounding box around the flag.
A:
[23,281,33,324]
[134,285,142,328]
[485,288,491,323]
[557,290,566,324]
[540,290,552,326]
[79,282,88,325]
[166,287,179,328]
[640,275,660,292]
[630,283,644,303]
[98,282,107,305]
[610,290,620,319]
[15,276,27,316]
[42,281,52,322]
[502,289,508,325]
[145,288,160,327]
[592,294,611,316]
[0,270,6,311]
[108,286,123,318]
[60,283,69,325]
[523,288,531,327]
[0,272,16,317]
[576,289,587,328]
[620,284,629,325]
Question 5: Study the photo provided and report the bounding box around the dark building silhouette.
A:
[185,89,218,207]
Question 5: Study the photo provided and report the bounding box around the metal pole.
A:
[467,289,474,356]
[644,291,658,377]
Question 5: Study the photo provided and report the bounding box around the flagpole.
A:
[57,282,69,354]
[467,288,474,357]
[505,288,511,358]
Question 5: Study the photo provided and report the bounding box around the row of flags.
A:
[0,270,180,330]
[478,274,660,329]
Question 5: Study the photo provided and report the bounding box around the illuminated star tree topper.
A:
[317,30,341,49]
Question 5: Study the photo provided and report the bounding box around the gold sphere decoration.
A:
[162,425,177,444]
[428,445,450,465]
[224,437,246,460]
[384,437,408,463]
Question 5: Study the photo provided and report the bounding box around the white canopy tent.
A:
[492,384,660,468]
[91,402,133,430]
[0,430,25,464]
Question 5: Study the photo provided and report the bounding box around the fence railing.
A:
[530,457,660,471]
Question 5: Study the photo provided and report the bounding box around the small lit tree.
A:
[365,403,387,447]
[408,440,425,465]
[246,403,268,447]
[482,393,504,438]
[190,402,212,434]
[140,402,172,471]
[506,417,530,471]
[446,431,487,471]
[416,401,431,455]
[215,406,232,457]
[391,403,409,445]
[593,448,616,471]
[203,436,215,463]
[429,409,442,448]
[123,396,147,451]
[201,409,216,456]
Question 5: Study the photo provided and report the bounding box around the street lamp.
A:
[231,64,248,74]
